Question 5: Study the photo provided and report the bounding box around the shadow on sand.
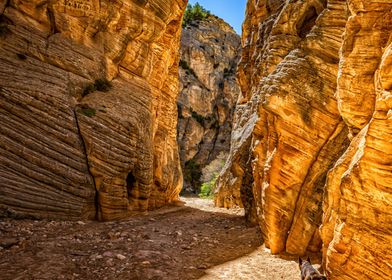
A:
[0,198,314,279]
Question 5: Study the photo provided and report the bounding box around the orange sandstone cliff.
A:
[321,1,392,279]
[0,0,391,278]
[215,0,392,278]
[0,0,187,220]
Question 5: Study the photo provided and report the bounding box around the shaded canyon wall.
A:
[177,15,241,192]
[0,0,187,220]
[215,0,392,278]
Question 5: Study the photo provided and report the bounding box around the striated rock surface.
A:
[0,0,187,220]
[321,2,392,279]
[216,0,350,247]
[216,0,392,278]
[177,15,241,192]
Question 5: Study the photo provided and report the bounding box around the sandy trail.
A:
[0,197,301,279]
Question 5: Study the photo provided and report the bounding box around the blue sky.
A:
[188,0,247,34]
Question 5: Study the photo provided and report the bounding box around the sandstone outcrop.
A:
[216,0,350,246]
[216,0,392,278]
[321,2,392,279]
[177,15,240,192]
[0,0,186,220]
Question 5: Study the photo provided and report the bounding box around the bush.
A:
[78,106,96,117]
[183,3,211,27]
[82,84,96,97]
[94,78,112,92]
[82,78,112,97]
[199,173,218,199]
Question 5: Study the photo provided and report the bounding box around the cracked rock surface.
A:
[0,0,187,220]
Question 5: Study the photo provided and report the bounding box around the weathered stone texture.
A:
[321,2,392,279]
[0,0,186,220]
[216,0,350,249]
[217,0,392,278]
[177,16,241,192]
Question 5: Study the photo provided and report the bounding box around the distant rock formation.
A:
[177,15,241,192]
[214,0,392,278]
[0,0,187,220]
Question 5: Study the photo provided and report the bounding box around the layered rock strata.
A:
[216,0,350,249]
[177,15,241,192]
[0,0,186,220]
[216,0,392,278]
[321,2,392,279]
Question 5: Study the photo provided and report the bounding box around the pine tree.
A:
[182,2,211,27]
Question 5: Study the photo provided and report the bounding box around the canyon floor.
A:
[0,197,303,279]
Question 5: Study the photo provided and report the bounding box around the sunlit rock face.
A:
[177,16,241,192]
[216,0,350,247]
[217,0,392,278]
[0,0,187,220]
[321,1,392,279]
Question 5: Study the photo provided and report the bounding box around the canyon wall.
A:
[177,15,240,192]
[321,1,392,279]
[216,0,350,236]
[215,0,392,278]
[0,0,187,220]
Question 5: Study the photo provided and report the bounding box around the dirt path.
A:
[0,197,300,279]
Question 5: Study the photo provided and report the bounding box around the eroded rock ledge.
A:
[215,0,392,278]
[0,0,187,221]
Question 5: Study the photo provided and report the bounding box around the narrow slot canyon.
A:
[0,1,391,279]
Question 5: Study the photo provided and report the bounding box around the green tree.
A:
[182,2,211,27]
[199,173,218,199]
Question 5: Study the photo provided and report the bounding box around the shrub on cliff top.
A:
[183,3,211,27]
